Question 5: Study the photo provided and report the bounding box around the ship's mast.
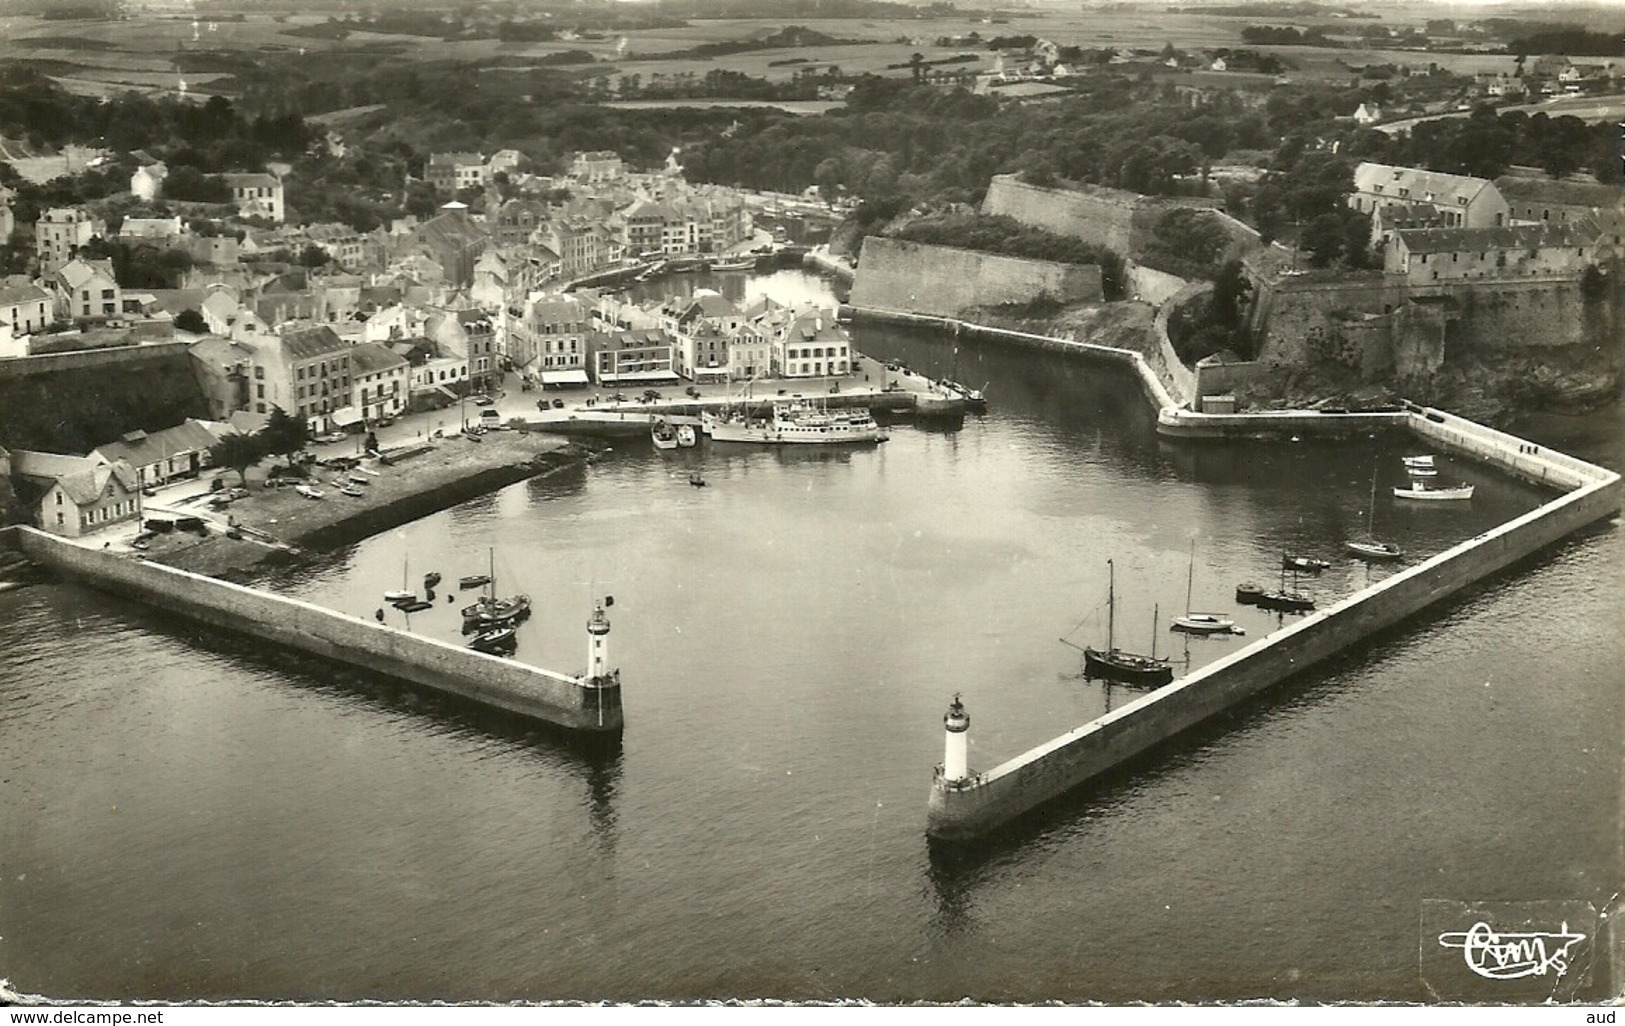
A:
[1106,558,1115,653]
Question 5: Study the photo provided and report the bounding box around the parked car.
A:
[643,389,663,401]
[471,395,494,407]
[685,386,701,399]
[611,392,627,402]
[552,398,565,408]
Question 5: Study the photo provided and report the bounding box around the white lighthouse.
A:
[586,596,613,683]
[942,693,970,784]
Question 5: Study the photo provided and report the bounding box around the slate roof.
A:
[0,282,50,307]
[429,152,485,167]
[222,173,280,190]
[1494,175,1625,211]
[590,329,673,350]
[1394,222,1595,255]
[188,334,255,367]
[1354,162,1498,208]
[349,341,409,376]
[279,325,347,361]
[92,420,219,467]
[56,258,116,292]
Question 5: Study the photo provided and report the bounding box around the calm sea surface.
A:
[2,272,1620,1003]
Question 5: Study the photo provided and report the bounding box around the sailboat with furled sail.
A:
[1346,464,1406,561]
[461,547,532,634]
[1072,559,1174,686]
[1171,540,1243,636]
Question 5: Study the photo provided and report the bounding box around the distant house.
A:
[221,173,285,223]
[118,216,186,243]
[187,334,256,419]
[569,151,624,185]
[90,420,221,488]
[130,162,168,202]
[771,308,852,379]
[1352,102,1382,125]
[0,282,53,337]
[9,450,140,538]
[396,203,489,288]
[426,152,488,193]
[34,207,106,276]
[53,257,121,321]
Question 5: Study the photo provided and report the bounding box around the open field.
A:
[0,5,1617,101]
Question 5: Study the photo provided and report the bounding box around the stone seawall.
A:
[849,238,1102,318]
[0,342,208,454]
[928,432,1621,839]
[11,526,623,734]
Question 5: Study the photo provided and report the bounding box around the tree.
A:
[174,308,207,333]
[262,406,308,466]
[1301,212,1347,268]
[209,431,264,488]
[300,244,331,269]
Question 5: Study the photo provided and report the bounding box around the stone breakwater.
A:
[857,306,1624,840]
[5,525,623,734]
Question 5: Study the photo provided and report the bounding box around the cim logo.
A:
[1436,921,1586,981]
[1420,899,1597,1000]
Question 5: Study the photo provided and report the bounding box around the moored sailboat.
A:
[1081,560,1174,686]
[1346,465,1406,561]
[1172,540,1243,636]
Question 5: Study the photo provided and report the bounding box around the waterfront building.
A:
[511,294,589,386]
[663,291,747,383]
[586,328,678,387]
[771,308,852,378]
[493,199,549,248]
[35,207,106,276]
[395,336,471,411]
[348,341,409,423]
[90,420,220,489]
[8,450,140,538]
[726,324,772,382]
[426,308,499,392]
[1350,163,1508,229]
[243,324,353,432]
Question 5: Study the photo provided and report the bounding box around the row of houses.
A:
[506,288,852,389]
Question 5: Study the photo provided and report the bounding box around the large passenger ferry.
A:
[701,399,886,445]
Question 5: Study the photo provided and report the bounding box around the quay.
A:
[1,524,624,734]
[863,305,1624,840]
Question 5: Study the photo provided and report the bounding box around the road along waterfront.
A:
[0,271,1618,1002]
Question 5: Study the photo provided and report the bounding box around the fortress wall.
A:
[848,237,1101,318]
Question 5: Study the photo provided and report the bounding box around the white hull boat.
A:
[1393,481,1472,501]
[676,424,697,447]
[702,401,885,445]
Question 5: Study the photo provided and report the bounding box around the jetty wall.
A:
[848,238,1102,319]
[9,526,622,733]
[927,413,1620,839]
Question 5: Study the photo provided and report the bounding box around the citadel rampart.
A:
[1247,269,1597,379]
[0,343,208,454]
[848,237,1101,318]
[980,175,1246,258]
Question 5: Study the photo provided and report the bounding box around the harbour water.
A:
[2,272,1619,1003]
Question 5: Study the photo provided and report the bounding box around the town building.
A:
[221,173,285,223]
[34,207,106,275]
[586,329,678,387]
[90,420,220,488]
[426,152,488,193]
[53,258,121,321]
[118,216,186,243]
[1385,223,1597,285]
[395,203,489,288]
[512,294,589,385]
[187,334,256,419]
[425,308,498,392]
[8,450,140,538]
[348,341,409,423]
[246,324,353,433]
[1351,163,1508,229]
[1494,174,1625,227]
[772,308,852,378]
[570,151,625,185]
[0,282,53,337]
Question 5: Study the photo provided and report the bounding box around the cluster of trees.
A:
[1386,106,1620,182]
[642,25,858,60]
[1137,210,1241,281]
[1240,26,1337,47]
[207,407,311,489]
[1507,26,1625,57]
[78,237,195,291]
